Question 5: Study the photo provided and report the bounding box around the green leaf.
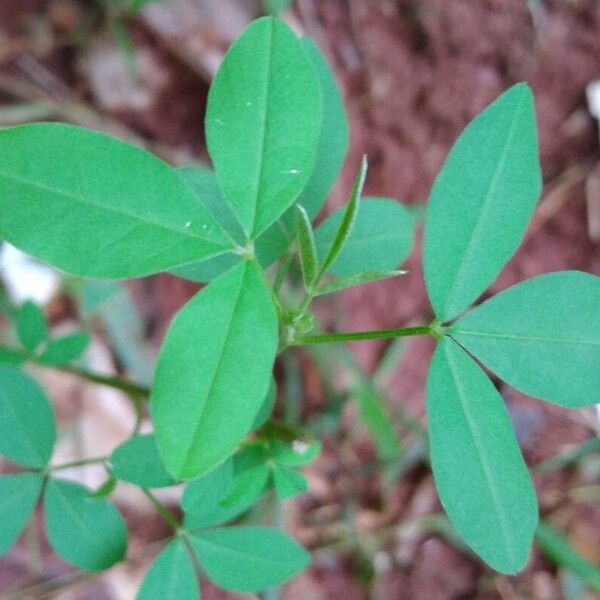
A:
[220,465,270,510]
[423,83,541,321]
[111,434,176,488]
[427,337,538,573]
[137,539,199,600]
[177,166,245,244]
[297,36,349,219]
[206,17,322,238]
[181,458,234,515]
[451,271,600,408]
[171,167,289,283]
[37,332,91,366]
[536,522,600,594]
[17,301,48,351]
[220,444,271,509]
[315,197,413,278]
[0,347,25,364]
[170,253,240,283]
[183,493,254,531]
[243,31,349,269]
[295,205,319,289]
[151,261,278,479]
[0,473,43,555]
[315,270,407,296]
[252,378,277,430]
[272,464,308,500]
[0,364,56,467]
[44,478,127,571]
[316,157,367,278]
[182,450,265,530]
[0,123,232,279]
[192,526,310,592]
[91,475,117,499]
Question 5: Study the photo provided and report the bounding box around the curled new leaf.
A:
[295,205,319,289]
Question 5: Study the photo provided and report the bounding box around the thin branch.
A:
[293,325,432,345]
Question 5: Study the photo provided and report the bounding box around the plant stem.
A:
[293,325,432,345]
[52,363,150,397]
[25,516,43,577]
[0,345,151,399]
[141,488,181,531]
[50,456,109,471]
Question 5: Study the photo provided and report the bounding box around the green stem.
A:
[53,363,150,398]
[141,488,181,531]
[0,344,151,399]
[293,325,432,345]
[50,456,109,471]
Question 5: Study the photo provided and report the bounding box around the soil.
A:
[1,1,600,598]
